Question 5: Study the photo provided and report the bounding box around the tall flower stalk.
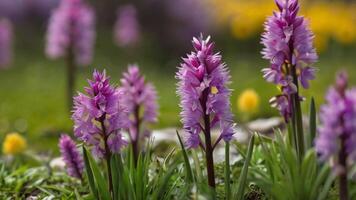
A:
[176,36,234,189]
[316,71,356,200]
[72,70,128,196]
[58,134,84,180]
[46,0,95,109]
[113,5,140,48]
[119,65,158,165]
[0,18,12,69]
[261,0,317,159]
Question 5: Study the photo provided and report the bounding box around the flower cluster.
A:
[45,0,95,66]
[113,4,140,47]
[58,134,84,179]
[0,19,12,68]
[176,36,234,148]
[316,72,356,163]
[120,65,158,141]
[72,70,128,158]
[261,0,317,122]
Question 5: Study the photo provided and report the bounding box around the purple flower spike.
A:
[261,0,317,122]
[72,70,128,158]
[114,4,140,47]
[45,0,95,66]
[269,95,292,123]
[59,134,84,179]
[0,19,12,69]
[120,65,158,142]
[316,72,356,164]
[176,36,234,148]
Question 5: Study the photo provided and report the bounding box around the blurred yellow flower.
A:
[2,132,27,155]
[208,0,356,49]
[237,89,260,113]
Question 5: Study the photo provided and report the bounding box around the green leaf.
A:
[110,154,120,200]
[82,146,99,200]
[233,134,255,200]
[83,146,111,200]
[317,171,335,200]
[117,152,135,200]
[135,153,145,200]
[75,189,83,200]
[307,97,316,150]
[192,149,202,182]
[151,157,180,200]
[176,130,194,182]
[225,141,231,200]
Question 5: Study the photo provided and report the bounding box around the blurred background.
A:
[0,0,355,152]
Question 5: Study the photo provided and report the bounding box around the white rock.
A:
[49,157,65,170]
[247,117,284,134]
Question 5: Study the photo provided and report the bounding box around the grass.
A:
[0,26,355,152]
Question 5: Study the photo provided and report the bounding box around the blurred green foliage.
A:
[0,27,355,152]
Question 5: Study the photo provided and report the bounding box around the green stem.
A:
[105,150,113,199]
[201,88,216,190]
[192,150,202,181]
[291,65,305,161]
[339,133,348,200]
[225,141,231,200]
[204,114,215,189]
[100,119,113,199]
[132,105,141,167]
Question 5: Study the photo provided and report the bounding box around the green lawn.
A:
[0,28,355,152]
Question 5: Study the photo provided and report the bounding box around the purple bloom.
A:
[72,70,128,158]
[58,134,84,179]
[261,0,317,122]
[165,0,212,42]
[269,95,291,122]
[316,72,356,164]
[120,65,158,141]
[45,0,95,66]
[0,19,12,68]
[176,36,234,148]
[113,4,140,47]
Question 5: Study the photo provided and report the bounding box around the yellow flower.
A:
[2,133,27,155]
[208,0,356,51]
[237,89,260,114]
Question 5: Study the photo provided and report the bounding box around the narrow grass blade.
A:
[176,130,193,182]
[111,154,120,200]
[117,152,135,200]
[192,149,202,182]
[225,141,231,200]
[233,134,255,200]
[307,97,316,149]
[82,146,99,199]
[84,147,111,200]
[317,172,335,200]
[74,189,83,200]
[151,158,179,200]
